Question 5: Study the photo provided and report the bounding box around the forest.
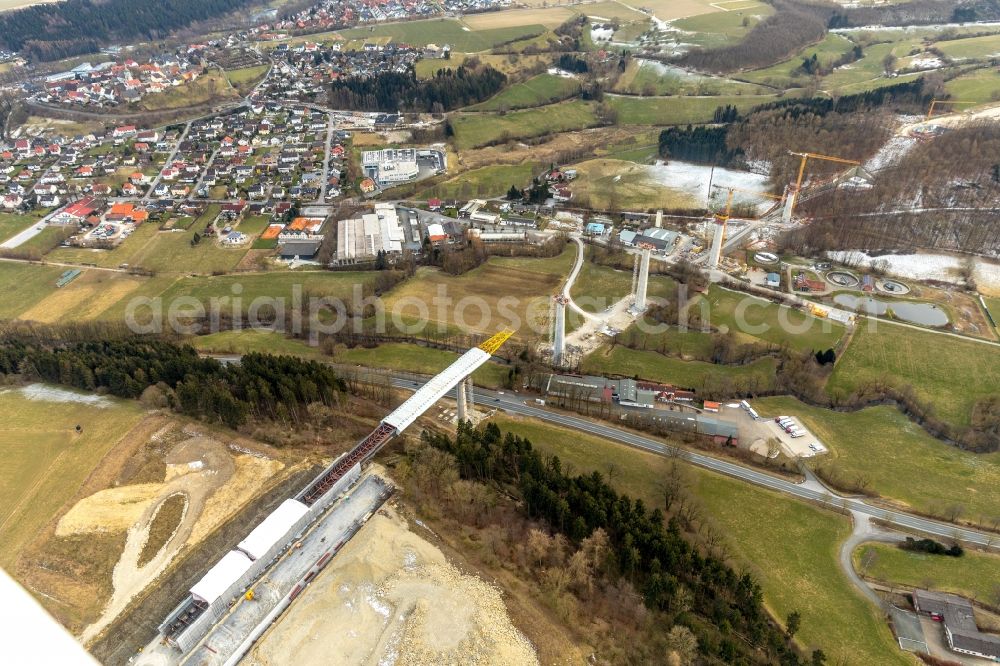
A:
[829,0,1000,28]
[0,0,258,61]
[420,422,813,665]
[0,336,345,428]
[792,122,1000,258]
[328,66,507,113]
[654,80,933,180]
[658,125,742,166]
[676,0,835,73]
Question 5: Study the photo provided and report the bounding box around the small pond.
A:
[833,294,949,326]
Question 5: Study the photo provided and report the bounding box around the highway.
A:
[386,377,999,549]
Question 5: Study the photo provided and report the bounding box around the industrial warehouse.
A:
[361,147,445,188]
[336,202,405,261]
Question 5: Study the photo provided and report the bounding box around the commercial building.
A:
[359,147,443,187]
[336,203,404,260]
[913,589,1000,661]
[619,227,679,252]
[542,374,738,443]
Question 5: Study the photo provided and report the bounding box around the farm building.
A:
[913,589,1000,661]
[277,239,322,260]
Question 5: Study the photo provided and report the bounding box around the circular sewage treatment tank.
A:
[754,252,778,264]
[878,279,910,295]
[826,270,860,288]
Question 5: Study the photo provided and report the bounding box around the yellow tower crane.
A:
[925,99,978,120]
[786,151,861,219]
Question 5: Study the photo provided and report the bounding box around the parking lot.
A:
[715,404,827,459]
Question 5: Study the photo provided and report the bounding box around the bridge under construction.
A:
[153,330,515,661]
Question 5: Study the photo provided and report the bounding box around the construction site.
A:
[130,331,527,666]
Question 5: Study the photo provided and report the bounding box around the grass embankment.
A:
[225,65,269,95]
[582,345,778,391]
[606,94,777,125]
[619,318,718,360]
[467,73,581,111]
[138,69,239,111]
[569,259,676,314]
[450,100,599,150]
[855,543,1000,603]
[701,285,844,352]
[985,296,1000,330]
[944,68,1000,105]
[671,4,774,49]
[934,33,1000,60]
[137,493,186,567]
[381,246,575,340]
[754,396,1000,523]
[336,343,510,387]
[615,59,770,96]
[337,18,549,52]
[190,329,327,359]
[0,386,145,568]
[420,162,542,200]
[738,33,857,87]
[190,330,511,386]
[488,413,908,665]
[828,322,1000,427]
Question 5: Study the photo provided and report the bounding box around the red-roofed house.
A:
[53,196,98,223]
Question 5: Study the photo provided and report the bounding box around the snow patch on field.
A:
[648,160,772,208]
[827,250,1000,290]
[910,55,943,70]
[12,383,112,407]
[591,26,614,41]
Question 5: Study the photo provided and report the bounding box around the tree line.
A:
[328,65,506,113]
[0,336,345,429]
[676,0,836,73]
[659,125,743,166]
[656,80,934,175]
[422,422,812,665]
[829,0,1000,29]
[0,0,258,61]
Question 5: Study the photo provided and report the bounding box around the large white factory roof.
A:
[337,205,403,260]
[190,551,253,605]
[383,347,491,432]
[237,499,308,560]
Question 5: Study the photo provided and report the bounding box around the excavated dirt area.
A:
[44,421,289,644]
[248,505,538,666]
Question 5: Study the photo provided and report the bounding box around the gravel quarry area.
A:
[248,505,538,666]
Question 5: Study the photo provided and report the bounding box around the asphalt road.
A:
[207,354,1000,550]
[387,377,1000,549]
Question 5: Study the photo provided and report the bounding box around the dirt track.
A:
[88,464,321,666]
